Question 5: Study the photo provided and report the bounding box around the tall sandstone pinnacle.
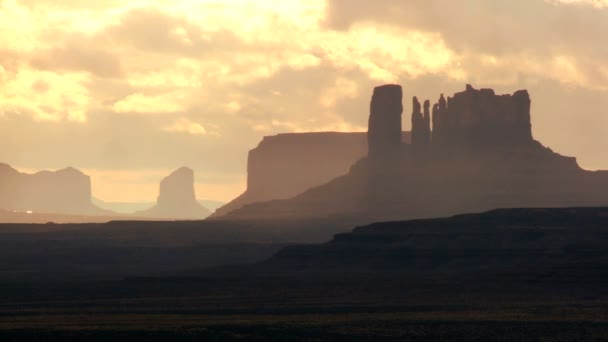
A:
[368,84,403,161]
[411,96,423,145]
[422,99,431,145]
[411,97,431,147]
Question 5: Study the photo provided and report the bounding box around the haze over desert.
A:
[1,0,608,340]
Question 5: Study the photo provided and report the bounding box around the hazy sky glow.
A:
[1,0,607,202]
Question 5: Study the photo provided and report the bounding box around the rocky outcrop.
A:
[411,97,431,147]
[0,163,101,215]
[212,132,412,218]
[432,84,532,146]
[138,167,211,220]
[158,167,197,208]
[422,100,431,144]
[368,84,403,161]
[222,83,608,223]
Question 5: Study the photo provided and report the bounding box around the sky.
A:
[1,0,608,202]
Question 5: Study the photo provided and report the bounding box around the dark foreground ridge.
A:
[261,207,608,275]
[3,207,608,340]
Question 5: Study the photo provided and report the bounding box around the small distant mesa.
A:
[0,163,101,215]
[0,164,212,222]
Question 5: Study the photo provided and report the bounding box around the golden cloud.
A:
[163,117,209,136]
[0,0,464,124]
[0,66,90,122]
[112,91,188,113]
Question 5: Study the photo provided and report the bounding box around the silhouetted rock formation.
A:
[212,132,411,218]
[0,163,103,215]
[432,84,532,146]
[159,167,197,207]
[411,97,431,147]
[138,167,211,220]
[222,84,608,223]
[368,84,403,162]
[422,100,431,144]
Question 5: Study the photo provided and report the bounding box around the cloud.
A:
[0,66,90,122]
[163,117,208,136]
[325,0,608,90]
[1,0,460,123]
[112,91,188,113]
[30,43,124,78]
[320,77,359,108]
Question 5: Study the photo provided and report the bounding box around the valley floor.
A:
[2,208,608,340]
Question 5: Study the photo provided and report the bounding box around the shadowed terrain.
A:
[1,208,608,340]
[0,218,359,282]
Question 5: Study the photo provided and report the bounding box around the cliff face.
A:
[429,84,531,147]
[368,85,403,161]
[223,84,608,223]
[411,97,431,147]
[212,131,411,218]
[157,167,197,208]
[139,167,211,220]
[0,163,100,215]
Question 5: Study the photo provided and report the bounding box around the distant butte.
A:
[0,163,104,215]
[138,167,211,220]
[217,84,608,224]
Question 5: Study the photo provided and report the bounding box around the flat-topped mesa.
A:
[368,84,403,161]
[432,84,532,147]
[0,164,100,215]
